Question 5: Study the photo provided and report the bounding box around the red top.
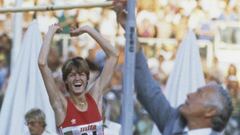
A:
[58,93,103,135]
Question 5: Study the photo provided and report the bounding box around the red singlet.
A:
[58,93,103,135]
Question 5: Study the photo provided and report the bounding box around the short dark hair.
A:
[210,84,233,132]
[25,108,46,128]
[62,57,90,82]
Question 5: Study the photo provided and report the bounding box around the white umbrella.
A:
[0,20,56,135]
[152,31,205,135]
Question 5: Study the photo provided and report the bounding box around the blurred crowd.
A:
[0,0,240,134]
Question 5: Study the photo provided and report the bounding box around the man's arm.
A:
[113,0,175,131]
[135,50,175,132]
[38,24,67,126]
[70,26,119,104]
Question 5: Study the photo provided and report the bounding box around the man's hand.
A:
[113,0,127,13]
[113,0,127,29]
[113,0,142,51]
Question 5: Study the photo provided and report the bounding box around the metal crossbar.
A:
[0,1,113,13]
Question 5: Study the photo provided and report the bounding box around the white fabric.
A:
[24,130,58,135]
[42,130,59,135]
[188,128,212,135]
[151,31,205,135]
[0,21,57,135]
[104,120,121,135]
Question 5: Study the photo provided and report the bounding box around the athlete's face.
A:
[66,69,88,95]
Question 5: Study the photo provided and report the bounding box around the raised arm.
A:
[38,24,67,125]
[70,26,119,102]
[113,1,175,132]
[135,50,175,132]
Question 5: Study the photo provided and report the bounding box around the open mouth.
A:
[74,82,82,87]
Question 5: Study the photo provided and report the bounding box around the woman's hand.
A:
[70,26,90,37]
[46,24,62,37]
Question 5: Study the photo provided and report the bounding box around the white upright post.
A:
[121,0,137,134]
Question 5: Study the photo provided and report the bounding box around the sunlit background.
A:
[0,0,239,135]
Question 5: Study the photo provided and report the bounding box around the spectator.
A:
[25,108,57,135]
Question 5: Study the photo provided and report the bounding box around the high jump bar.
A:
[0,1,113,13]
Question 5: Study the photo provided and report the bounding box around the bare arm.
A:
[38,24,67,125]
[70,26,119,103]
